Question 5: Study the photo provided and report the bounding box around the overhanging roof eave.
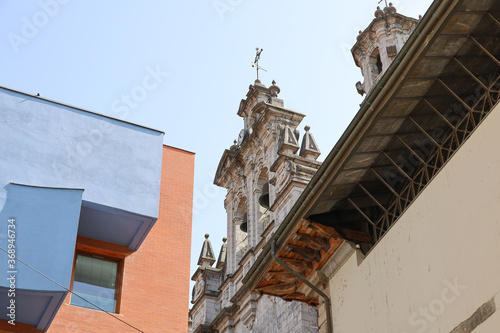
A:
[239,0,476,298]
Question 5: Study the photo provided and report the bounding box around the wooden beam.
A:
[293,232,330,251]
[307,214,371,244]
[255,282,297,295]
[285,245,321,262]
[281,258,312,272]
[266,271,297,283]
[337,227,372,244]
[303,219,338,238]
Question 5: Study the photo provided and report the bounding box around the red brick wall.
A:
[0,145,195,332]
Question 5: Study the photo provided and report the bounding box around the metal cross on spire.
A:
[252,47,267,81]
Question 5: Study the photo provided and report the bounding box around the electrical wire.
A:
[0,247,145,333]
[236,235,248,247]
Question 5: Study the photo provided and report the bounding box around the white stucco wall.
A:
[327,102,500,333]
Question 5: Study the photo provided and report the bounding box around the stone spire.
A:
[278,124,300,155]
[216,237,227,269]
[299,126,321,160]
[190,234,225,331]
[352,3,419,96]
[197,233,216,267]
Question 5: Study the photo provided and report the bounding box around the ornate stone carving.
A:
[193,276,205,302]
[275,160,296,194]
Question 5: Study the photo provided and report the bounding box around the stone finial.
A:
[230,140,238,151]
[299,125,321,160]
[254,78,266,87]
[197,234,216,267]
[269,80,280,97]
[216,237,227,269]
[384,2,397,15]
[357,30,363,41]
[374,6,384,18]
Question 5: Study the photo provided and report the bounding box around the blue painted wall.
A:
[0,184,83,291]
[0,86,165,329]
[0,87,163,219]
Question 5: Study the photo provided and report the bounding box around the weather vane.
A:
[378,0,388,6]
[252,47,267,80]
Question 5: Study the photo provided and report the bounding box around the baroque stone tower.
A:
[352,2,419,96]
[190,79,322,333]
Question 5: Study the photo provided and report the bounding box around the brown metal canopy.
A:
[243,0,500,306]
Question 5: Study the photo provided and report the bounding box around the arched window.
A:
[256,168,270,235]
[369,48,383,80]
[376,53,383,74]
[234,197,248,264]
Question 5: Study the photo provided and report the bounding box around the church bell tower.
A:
[352,2,419,96]
[189,75,322,332]
[190,46,323,332]
[213,78,321,277]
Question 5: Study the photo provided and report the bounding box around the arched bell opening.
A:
[256,168,270,235]
[369,47,383,80]
[258,182,270,209]
[239,212,248,232]
[233,196,248,264]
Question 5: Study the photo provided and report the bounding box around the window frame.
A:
[69,250,124,314]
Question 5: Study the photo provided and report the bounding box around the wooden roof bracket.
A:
[271,240,333,333]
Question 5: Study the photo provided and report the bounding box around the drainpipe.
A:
[271,241,333,333]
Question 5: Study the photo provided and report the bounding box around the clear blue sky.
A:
[0,0,433,306]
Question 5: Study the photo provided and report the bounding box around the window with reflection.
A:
[71,254,119,313]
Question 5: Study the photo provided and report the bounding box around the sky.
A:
[0,0,433,306]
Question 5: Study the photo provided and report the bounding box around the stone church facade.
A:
[190,78,322,333]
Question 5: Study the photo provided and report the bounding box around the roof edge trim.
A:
[0,85,165,134]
